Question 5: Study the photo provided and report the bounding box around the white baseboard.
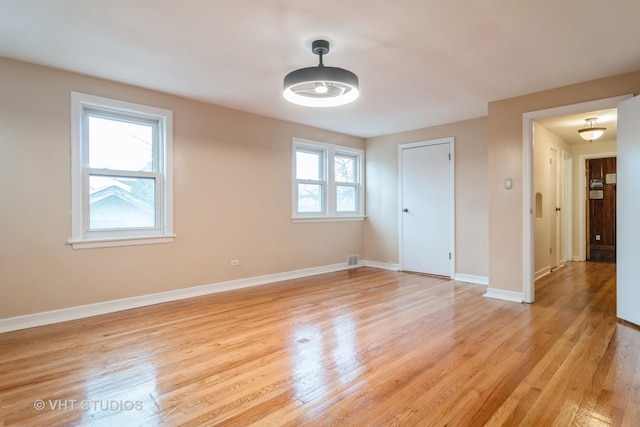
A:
[363,263,489,287]
[0,262,521,332]
[0,262,361,333]
[362,260,401,271]
[484,287,524,303]
[535,266,551,281]
[454,274,489,286]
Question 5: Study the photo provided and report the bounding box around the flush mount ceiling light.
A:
[283,40,359,107]
[578,117,607,142]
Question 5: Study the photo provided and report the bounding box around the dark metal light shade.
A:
[283,40,359,107]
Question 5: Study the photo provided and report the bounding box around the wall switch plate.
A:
[595,235,601,241]
[504,178,513,190]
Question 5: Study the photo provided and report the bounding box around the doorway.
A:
[532,140,565,280]
[548,145,561,271]
[522,95,631,303]
[585,157,617,263]
[577,151,617,262]
[398,137,454,277]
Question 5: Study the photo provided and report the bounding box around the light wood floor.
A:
[1,262,638,426]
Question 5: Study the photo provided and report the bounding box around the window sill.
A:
[68,234,176,250]
[292,216,366,223]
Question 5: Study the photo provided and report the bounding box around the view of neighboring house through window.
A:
[292,138,364,219]
[70,92,174,249]
[88,115,156,229]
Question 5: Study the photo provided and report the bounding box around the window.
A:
[69,92,174,249]
[292,138,364,220]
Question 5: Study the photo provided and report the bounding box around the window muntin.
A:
[292,139,363,219]
[70,92,173,249]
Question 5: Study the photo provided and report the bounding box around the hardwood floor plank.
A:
[1,263,639,426]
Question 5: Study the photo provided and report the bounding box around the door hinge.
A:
[449,252,452,260]
[449,153,451,160]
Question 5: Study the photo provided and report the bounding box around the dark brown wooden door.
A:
[586,157,616,262]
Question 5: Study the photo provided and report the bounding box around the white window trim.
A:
[69,92,174,249]
[292,138,364,221]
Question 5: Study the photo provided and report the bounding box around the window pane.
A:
[298,183,323,213]
[296,150,322,180]
[88,115,154,172]
[336,185,357,212]
[89,175,156,229]
[335,155,356,183]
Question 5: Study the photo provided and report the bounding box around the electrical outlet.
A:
[230,259,240,266]
[595,234,601,241]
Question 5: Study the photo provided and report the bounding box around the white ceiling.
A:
[1,1,639,138]
[537,108,618,146]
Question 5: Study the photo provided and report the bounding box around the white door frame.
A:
[522,95,631,303]
[548,144,561,271]
[398,137,455,278]
[563,152,573,264]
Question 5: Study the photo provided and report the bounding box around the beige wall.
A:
[364,117,489,278]
[2,54,638,319]
[488,71,640,293]
[0,57,365,318]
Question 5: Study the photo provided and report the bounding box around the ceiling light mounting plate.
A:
[311,39,330,57]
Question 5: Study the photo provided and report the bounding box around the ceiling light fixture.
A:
[283,40,359,107]
[578,117,606,142]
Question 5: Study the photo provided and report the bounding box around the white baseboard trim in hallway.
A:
[484,287,525,303]
[454,274,489,286]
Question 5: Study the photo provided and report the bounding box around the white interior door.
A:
[400,139,453,277]
[617,95,640,327]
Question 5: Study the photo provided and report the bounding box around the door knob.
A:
[403,208,409,213]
